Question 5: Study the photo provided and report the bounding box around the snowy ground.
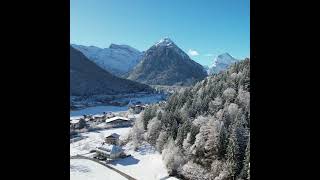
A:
[71,159,127,180]
[110,142,178,180]
[70,125,178,180]
[70,127,131,156]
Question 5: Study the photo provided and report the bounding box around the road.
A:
[71,155,136,180]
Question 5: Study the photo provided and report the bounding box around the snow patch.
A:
[70,159,127,180]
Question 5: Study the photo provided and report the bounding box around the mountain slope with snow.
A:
[209,53,239,74]
[72,44,143,76]
[127,38,207,86]
[70,46,151,96]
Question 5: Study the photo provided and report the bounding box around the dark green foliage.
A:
[175,120,191,148]
[239,137,250,180]
[133,59,250,180]
[142,105,158,130]
[189,124,200,145]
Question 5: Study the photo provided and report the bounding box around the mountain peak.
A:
[211,53,237,67]
[128,38,207,86]
[218,52,232,58]
[109,44,140,53]
[154,37,175,47]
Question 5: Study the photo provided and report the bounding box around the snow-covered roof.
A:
[70,119,80,124]
[93,114,104,118]
[96,144,123,155]
[70,116,83,120]
[105,116,130,123]
[106,133,120,139]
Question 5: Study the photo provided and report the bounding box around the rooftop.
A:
[106,133,120,139]
[70,119,80,124]
[96,144,123,154]
[105,116,130,123]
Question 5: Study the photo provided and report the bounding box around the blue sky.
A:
[71,0,250,66]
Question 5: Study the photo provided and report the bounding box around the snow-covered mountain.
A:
[71,44,143,76]
[70,46,151,96]
[127,38,207,86]
[209,53,239,74]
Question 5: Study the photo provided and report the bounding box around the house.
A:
[105,113,115,119]
[105,133,120,145]
[105,116,132,127]
[94,144,125,160]
[93,114,106,122]
[70,118,86,129]
[82,114,94,121]
[129,104,146,114]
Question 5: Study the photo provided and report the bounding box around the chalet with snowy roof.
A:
[92,114,106,122]
[94,144,125,160]
[129,104,146,114]
[105,116,132,127]
[105,133,120,145]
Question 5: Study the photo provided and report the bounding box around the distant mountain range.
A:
[71,39,243,88]
[127,38,207,86]
[71,44,143,77]
[70,46,151,96]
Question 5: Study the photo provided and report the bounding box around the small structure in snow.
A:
[105,113,115,119]
[129,104,146,114]
[105,133,120,145]
[93,114,106,122]
[94,144,125,160]
[70,118,86,129]
[105,116,132,127]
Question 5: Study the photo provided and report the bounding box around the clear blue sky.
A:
[71,0,250,66]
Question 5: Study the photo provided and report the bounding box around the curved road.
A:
[71,155,136,180]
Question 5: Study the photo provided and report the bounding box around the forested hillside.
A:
[128,58,250,180]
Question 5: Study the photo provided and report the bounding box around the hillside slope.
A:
[70,46,151,96]
[130,58,250,180]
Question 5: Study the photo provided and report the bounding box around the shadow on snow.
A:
[110,156,140,166]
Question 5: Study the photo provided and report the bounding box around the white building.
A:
[105,133,120,145]
[105,116,132,127]
[95,144,125,159]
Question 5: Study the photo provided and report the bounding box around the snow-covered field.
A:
[110,142,178,180]
[70,127,131,156]
[71,159,127,180]
[70,124,178,180]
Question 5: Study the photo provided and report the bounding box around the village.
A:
[70,99,178,180]
[70,103,147,161]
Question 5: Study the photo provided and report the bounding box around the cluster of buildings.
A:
[70,112,134,129]
[70,103,150,160]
